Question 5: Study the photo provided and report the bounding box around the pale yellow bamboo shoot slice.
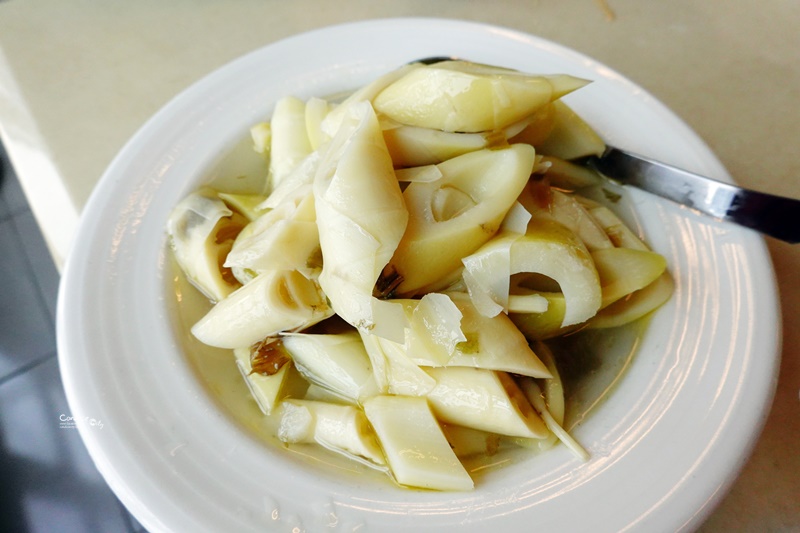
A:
[217,192,268,222]
[166,187,246,302]
[233,346,290,415]
[501,201,533,235]
[534,100,606,160]
[532,340,566,425]
[191,270,332,349]
[278,399,386,468]
[281,331,379,403]
[363,395,474,491]
[587,204,649,250]
[412,292,551,379]
[226,188,320,276]
[382,123,490,167]
[589,271,674,329]
[360,330,437,397]
[314,101,408,331]
[461,234,515,317]
[250,121,271,155]
[305,96,333,150]
[506,102,557,146]
[373,60,588,133]
[268,96,313,190]
[519,378,589,461]
[260,150,322,210]
[462,217,601,327]
[357,331,390,394]
[543,190,614,252]
[538,155,604,190]
[407,292,466,365]
[424,367,549,439]
[507,293,549,313]
[511,220,602,326]
[509,292,578,340]
[388,144,536,296]
[441,424,502,459]
[591,247,668,308]
[320,62,423,138]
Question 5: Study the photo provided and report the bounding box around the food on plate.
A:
[167,60,673,491]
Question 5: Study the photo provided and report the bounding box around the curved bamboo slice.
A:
[191,269,332,349]
[387,144,536,296]
[268,95,313,190]
[410,292,552,379]
[225,188,320,277]
[166,187,246,302]
[233,346,291,416]
[373,60,588,133]
[278,399,386,469]
[281,331,379,403]
[424,367,549,439]
[314,101,408,331]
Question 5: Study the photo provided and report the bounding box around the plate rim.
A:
[56,16,782,533]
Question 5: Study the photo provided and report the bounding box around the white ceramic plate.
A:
[57,18,781,533]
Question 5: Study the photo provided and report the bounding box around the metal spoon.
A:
[587,148,800,243]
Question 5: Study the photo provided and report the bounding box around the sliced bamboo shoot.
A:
[225,188,320,276]
[509,292,578,340]
[278,399,386,468]
[388,144,536,296]
[511,219,602,326]
[441,424,502,459]
[268,96,313,190]
[281,331,379,403]
[305,96,333,150]
[382,123,490,167]
[424,367,549,439]
[587,204,649,250]
[166,187,246,302]
[412,292,552,379]
[360,329,437,397]
[314,101,408,331]
[320,62,423,138]
[538,155,604,190]
[363,395,474,491]
[191,270,332,349]
[233,346,291,415]
[534,100,605,160]
[519,378,589,461]
[461,217,601,327]
[217,192,269,222]
[588,271,674,329]
[532,340,565,425]
[373,60,588,133]
[538,189,614,252]
[406,292,466,365]
[506,102,557,146]
[592,247,668,308]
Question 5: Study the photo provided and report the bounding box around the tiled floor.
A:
[0,144,145,532]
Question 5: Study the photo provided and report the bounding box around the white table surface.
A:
[0,1,797,531]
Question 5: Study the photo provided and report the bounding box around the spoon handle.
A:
[589,147,800,243]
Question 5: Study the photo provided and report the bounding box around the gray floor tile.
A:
[0,218,56,380]
[0,356,134,533]
[0,144,141,531]
[12,211,60,321]
[0,149,29,220]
